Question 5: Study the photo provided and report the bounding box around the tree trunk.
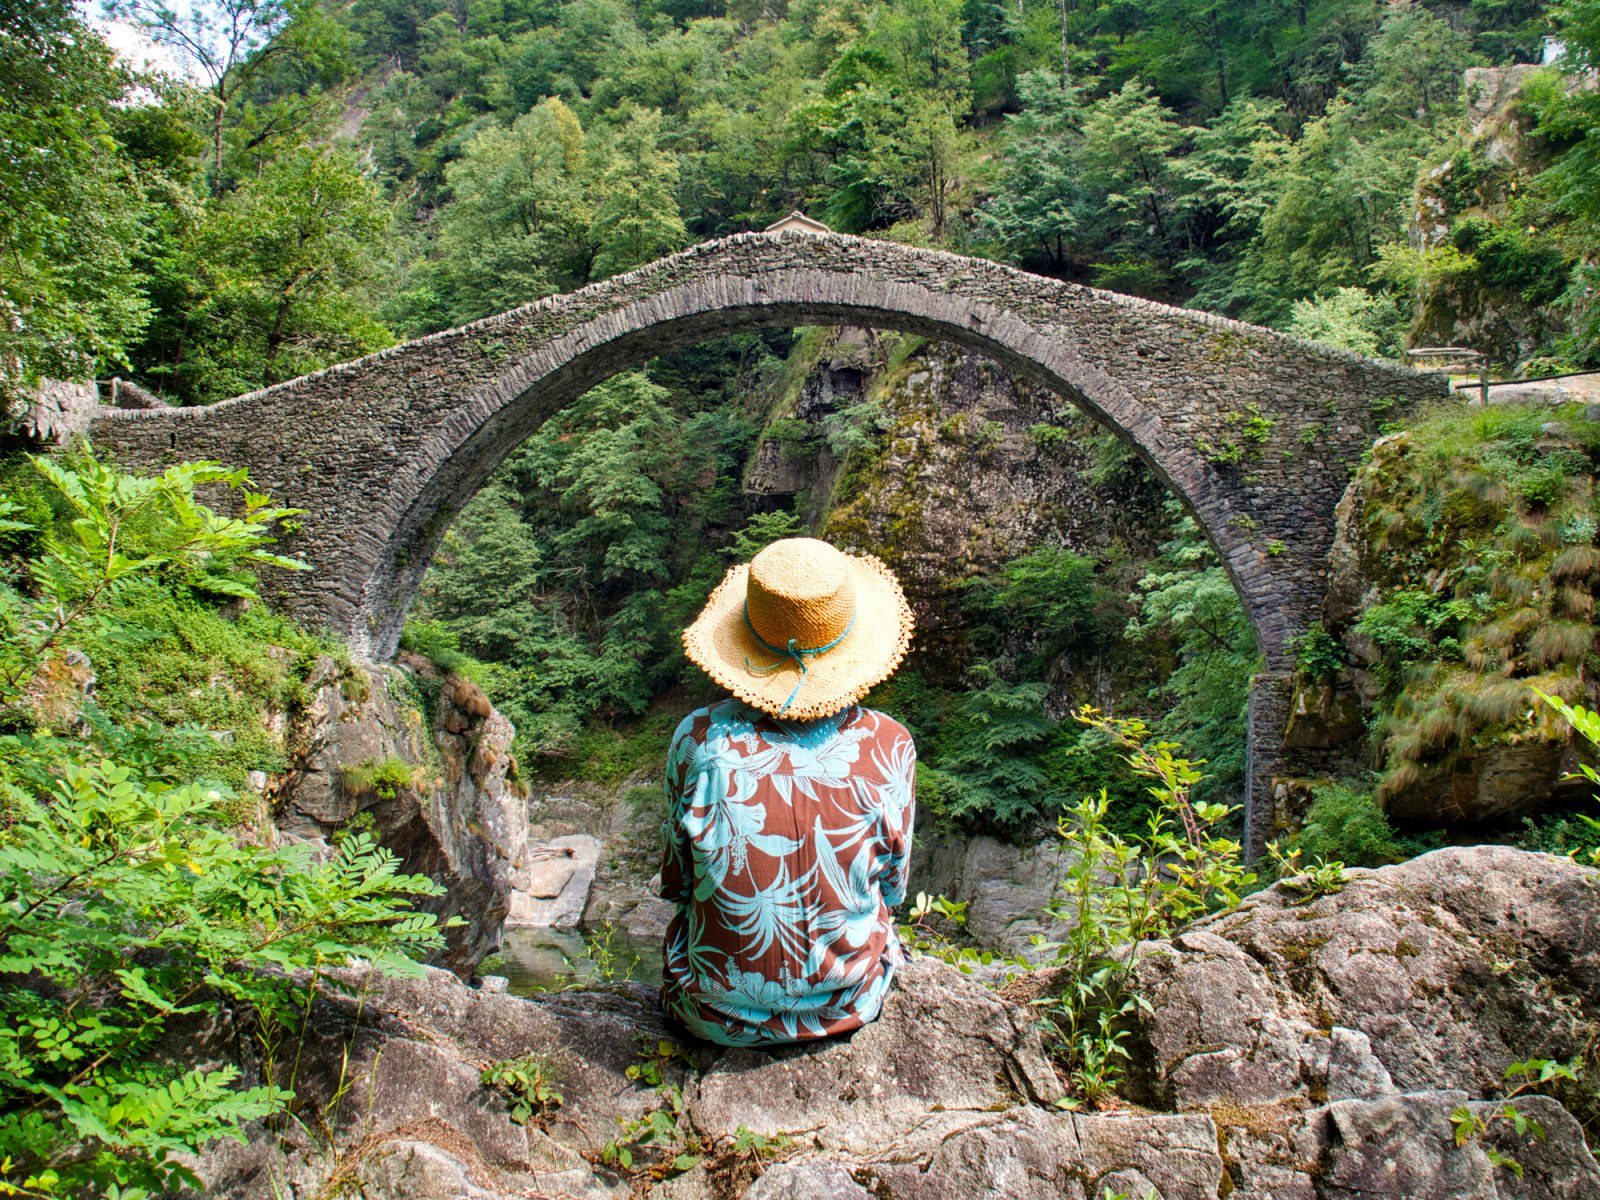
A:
[1058,0,1072,90]
[1210,10,1229,106]
[264,294,291,383]
[212,92,226,197]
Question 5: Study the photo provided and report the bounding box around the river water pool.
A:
[493,924,664,996]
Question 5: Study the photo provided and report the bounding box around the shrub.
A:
[1030,422,1073,449]
[1290,782,1402,867]
[0,757,447,1197]
[481,1055,564,1126]
[0,452,449,1197]
[1290,624,1346,678]
[342,756,428,799]
[1519,811,1600,858]
[1040,709,1255,1105]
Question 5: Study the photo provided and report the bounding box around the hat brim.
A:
[683,552,914,720]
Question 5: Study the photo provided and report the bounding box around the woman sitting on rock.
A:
[658,537,918,1046]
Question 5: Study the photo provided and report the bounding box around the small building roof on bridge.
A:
[765,211,832,235]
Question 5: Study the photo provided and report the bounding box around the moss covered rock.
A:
[1310,404,1600,824]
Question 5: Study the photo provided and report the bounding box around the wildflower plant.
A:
[1040,707,1255,1106]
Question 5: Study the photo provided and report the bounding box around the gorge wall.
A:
[269,655,532,976]
[745,327,1175,682]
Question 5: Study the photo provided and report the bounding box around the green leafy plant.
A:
[913,670,1057,831]
[899,892,1025,979]
[1039,709,1255,1107]
[602,1037,707,1179]
[1266,842,1349,895]
[1534,689,1600,793]
[0,452,306,719]
[1289,782,1402,867]
[0,455,450,1198]
[1450,1059,1583,1179]
[1239,403,1275,445]
[728,509,806,560]
[340,756,428,800]
[1528,689,1600,863]
[0,759,448,1197]
[1030,423,1073,448]
[480,1055,564,1127]
[1197,437,1244,466]
[1290,624,1347,678]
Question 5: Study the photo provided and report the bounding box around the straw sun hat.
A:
[683,538,914,720]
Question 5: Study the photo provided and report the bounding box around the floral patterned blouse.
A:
[657,699,917,1046]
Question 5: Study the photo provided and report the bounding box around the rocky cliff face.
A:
[746,328,1173,681]
[187,847,1600,1200]
[1283,417,1600,830]
[272,656,530,976]
[1409,66,1568,367]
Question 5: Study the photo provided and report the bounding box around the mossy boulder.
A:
[1308,406,1600,824]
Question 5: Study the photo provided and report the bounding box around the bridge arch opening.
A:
[410,322,1261,833]
[369,273,1269,670]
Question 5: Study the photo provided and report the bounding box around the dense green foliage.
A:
[0,454,449,1197]
[0,2,155,405]
[5,0,1595,409]
[1288,781,1404,866]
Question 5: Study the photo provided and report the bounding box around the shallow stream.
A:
[494,924,664,996]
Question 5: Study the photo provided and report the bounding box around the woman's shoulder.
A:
[673,698,759,745]
[850,705,915,746]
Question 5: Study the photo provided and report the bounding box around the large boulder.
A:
[273,658,530,976]
[1109,846,1600,1112]
[186,847,1600,1200]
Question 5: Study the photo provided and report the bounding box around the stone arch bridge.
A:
[91,230,1444,853]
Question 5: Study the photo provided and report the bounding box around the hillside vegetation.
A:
[7,0,1599,408]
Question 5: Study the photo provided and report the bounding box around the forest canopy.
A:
[2,0,1597,410]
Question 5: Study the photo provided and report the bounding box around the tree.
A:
[0,1,152,402]
[142,147,393,401]
[1525,0,1600,362]
[977,70,1083,272]
[1173,95,1287,311]
[589,108,687,278]
[918,667,1057,831]
[423,482,550,665]
[432,97,593,326]
[1076,80,1185,292]
[1243,7,1475,311]
[1286,286,1404,358]
[112,0,351,195]
[1124,504,1257,801]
